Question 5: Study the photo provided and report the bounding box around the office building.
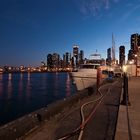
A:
[106,48,111,65]
[119,46,125,66]
[73,45,79,66]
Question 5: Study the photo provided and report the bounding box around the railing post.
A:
[97,67,101,94]
[121,73,131,106]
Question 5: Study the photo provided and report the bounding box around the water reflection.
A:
[26,72,31,98]
[54,73,59,96]
[0,72,76,125]
[0,74,3,96]
[18,73,23,99]
[8,73,12,99]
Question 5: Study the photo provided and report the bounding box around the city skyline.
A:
[1,0,140,66]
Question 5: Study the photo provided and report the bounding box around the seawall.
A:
[0,86,95,140]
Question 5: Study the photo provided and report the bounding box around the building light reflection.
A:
[8,73,12,99]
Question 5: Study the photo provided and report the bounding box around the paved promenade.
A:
[115,77,140,140]
[23,80,122,140]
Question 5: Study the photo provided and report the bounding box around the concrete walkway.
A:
[115,77,140,140]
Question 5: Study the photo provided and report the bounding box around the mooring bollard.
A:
[121,73,131,106]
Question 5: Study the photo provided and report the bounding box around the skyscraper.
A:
[106,48,111,65]
[47,54,53,69]
[119,46,125,66]
[64,52,71,67]
[128,49,134,61]
[52,53,60,69]
[79,50,84,64]
[131,33,140,53]
[73,45,79,66]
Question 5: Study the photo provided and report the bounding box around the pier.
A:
[115,77,140,140]
[0,77,140,140]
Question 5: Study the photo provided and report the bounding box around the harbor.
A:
[1,1,140,139]
[0,77,122,140]
[0,71,140,140]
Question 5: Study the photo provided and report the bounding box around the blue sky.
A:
[0,0,140,66]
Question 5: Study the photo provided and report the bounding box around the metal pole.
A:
[136,57,137,77]
[96,68,101,94]
[121,73,131,105]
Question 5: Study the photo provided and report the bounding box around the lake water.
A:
[0,72,76,125]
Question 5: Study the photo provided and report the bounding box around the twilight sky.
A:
[0,0,140,66]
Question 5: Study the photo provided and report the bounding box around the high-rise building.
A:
[73,45,79,66]
[79,50,84,64]
[63,52,71,67]
[119,46,125,66]
[52,53,60,68]
[47,54,53,69]
[106,48,111,65]
[131,33,140,53]
[129,33,140,65]
[128,49,134,61]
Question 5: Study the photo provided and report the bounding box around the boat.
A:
[70,53,108,91]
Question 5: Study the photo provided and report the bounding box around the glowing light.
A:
[123,65,127,73]
[129,61,133,64]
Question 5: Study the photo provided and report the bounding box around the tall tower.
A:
[107,48,111,65]
[65,52,71,67]
[79,50,84,64]
[52,53,60,69]
[112,34,116,65]
[47,54,53,69]
[73,45,79,67]
[131,33,139,53]
[119,46,125,67]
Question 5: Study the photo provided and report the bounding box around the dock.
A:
[0,77,140,140]
[115,77,140,140]
[22,79,122,140]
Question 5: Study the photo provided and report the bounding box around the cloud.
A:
[75,0,119,17]
[121,3,140,21]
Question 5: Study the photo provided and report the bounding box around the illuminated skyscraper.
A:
[119,46,125,66]
[128,49,134,61]
[73,45,79,66]
[79,50,84,64]
[131,33,140,53]
[47,54,53,69]
[106,48,111,65]
[63,52,71,67]
[52,53,60,68]
[129,33,140,65]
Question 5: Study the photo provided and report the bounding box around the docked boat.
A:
[70,53,108,91]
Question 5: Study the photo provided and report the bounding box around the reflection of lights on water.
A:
[8,73,12,99]
[0,74,3,96]
[20,73,23,80]
[8,73,12,80]
[26,72,31,98]
[27,72,30,82]
[19,73,23,97]
[54,73,58,96]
